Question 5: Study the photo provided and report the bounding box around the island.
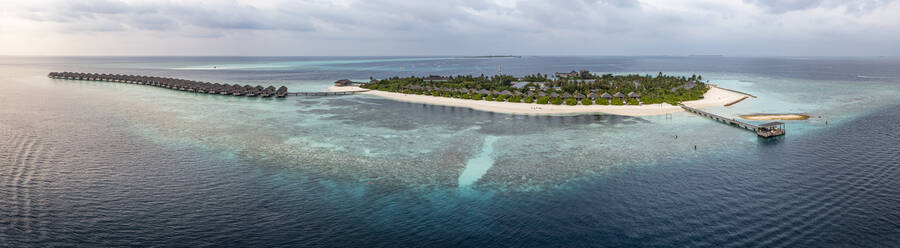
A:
[329,70,751,116]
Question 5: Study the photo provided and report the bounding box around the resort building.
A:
[757,122,786,138]
[555,70,579,78]
[423,75,449,82]
[334,79,354,87]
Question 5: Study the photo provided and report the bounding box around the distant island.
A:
[459,55,522,58]
[331,70,749,116]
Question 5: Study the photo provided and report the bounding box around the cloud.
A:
[1,0,899,56]
[743,0,894,14]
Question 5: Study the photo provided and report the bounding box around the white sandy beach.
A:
[329,85,749,116]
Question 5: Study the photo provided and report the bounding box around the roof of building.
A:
[511,82,530,88]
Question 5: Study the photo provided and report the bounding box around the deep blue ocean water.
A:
[1,56,899,247]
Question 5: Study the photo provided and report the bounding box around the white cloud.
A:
[0,0,898,56]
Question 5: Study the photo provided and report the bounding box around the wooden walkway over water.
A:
[679,104,786,138]
[285,90,369,96]
[679,104,759,131]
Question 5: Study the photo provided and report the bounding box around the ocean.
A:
[1,56,899,247]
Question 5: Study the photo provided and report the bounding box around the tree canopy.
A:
[361,72,709,105]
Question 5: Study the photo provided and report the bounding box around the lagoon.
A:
[2,56,900,247]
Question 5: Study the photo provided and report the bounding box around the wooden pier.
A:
[286,90,369,96]
[679,104,785,137]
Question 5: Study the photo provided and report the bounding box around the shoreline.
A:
[329,85,750,116]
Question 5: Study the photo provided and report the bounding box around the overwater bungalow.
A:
[231,84,244,96]
[276,86,288,97]
[261,86,276,97]
[242,85,254,96]
[247,85,262,97]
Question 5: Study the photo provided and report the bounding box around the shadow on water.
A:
[757,135,785,145]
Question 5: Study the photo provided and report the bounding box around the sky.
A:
[1,0,898,56]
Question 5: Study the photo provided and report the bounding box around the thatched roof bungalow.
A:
[628,92,641,100]
[575,93,586,100]
[601,92,612,100]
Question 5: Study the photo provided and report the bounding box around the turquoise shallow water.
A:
[2,56,900,247]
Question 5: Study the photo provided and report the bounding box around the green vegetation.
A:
[523,96,534,103]
[581,98,593,105]
[565,98,577,106]
[361,71,709,105]
[537,96,549,104]
[596,99,608,105]
[550,97,563,105]
[611,98,624,105]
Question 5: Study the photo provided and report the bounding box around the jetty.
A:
[285,91,368,96]
[679,104,785,138]
[47,72,367,98]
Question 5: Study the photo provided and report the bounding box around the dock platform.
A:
[679,104,785,138]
